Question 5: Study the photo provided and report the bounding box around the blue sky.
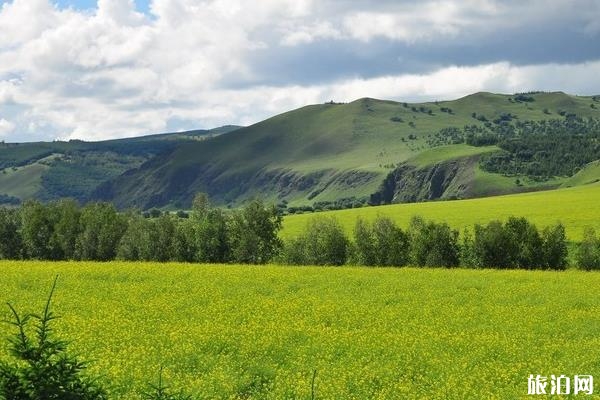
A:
[1,0,600,142]
[52,0,150,13]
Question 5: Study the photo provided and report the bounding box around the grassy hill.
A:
[0,126,240,204]
[3,91,600,209]
[282,182,600,241]
[95,91,600,209]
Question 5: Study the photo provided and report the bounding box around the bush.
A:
[576,227,600,270]
[473,221,515,268]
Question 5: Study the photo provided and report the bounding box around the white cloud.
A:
[0,0,598,142]
[0,118,15,138]
[280,21,341,46]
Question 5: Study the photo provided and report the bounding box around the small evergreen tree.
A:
[0,277,108,399]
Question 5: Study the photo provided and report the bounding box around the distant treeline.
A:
[1,196,600,270]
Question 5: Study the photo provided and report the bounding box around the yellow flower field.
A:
[1,261,599,399]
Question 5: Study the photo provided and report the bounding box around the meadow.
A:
[282,182,600,241]
[1,261,599,399]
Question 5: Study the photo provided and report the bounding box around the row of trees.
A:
[280,215,576,270]
[2,196,600,269]
[0,195,282,264]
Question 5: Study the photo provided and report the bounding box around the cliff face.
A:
[369,156,479,205]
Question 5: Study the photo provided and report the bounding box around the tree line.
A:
[279,215,576,270]
[0,194,282,264]
[1,196,600,270]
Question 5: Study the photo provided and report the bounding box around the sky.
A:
[1,0,600,142]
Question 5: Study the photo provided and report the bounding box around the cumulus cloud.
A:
[0,118,15,138]
[0,0,599,142]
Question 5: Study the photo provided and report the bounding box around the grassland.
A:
[0,155,55,199]
[1,261,599,399]
[282,182,600,241]
[562,160,600,188]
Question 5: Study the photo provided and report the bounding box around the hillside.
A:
[94,91,600,209]
[0,126,241,204]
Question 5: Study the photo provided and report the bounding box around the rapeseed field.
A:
[1,261,599,399]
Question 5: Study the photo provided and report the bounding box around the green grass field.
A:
[0,262,599,399]
[282,182,600,241]
[562,161,600,188]
[0,156,53,199]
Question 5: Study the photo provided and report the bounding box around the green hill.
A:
[94,91,600,209]
[0,126,241,204]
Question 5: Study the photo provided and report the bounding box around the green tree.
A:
[20,200,59,260]
[117,213,151,261]
[183,193,230,263]
[282,217,349,266]
[504,217,543,269]
[353,216,409,266]
[541,223,568,270]
[473,220,516,268]
[460,228,477,268]
[152,214,176,262]
[228,199,282,264]
[0,207,22,259]
[576,227,600,270]
[173,218,197,263]
[75,202,126,261]
[353,218,376,265]
[409,216,459,267]
[51,199,81,260]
